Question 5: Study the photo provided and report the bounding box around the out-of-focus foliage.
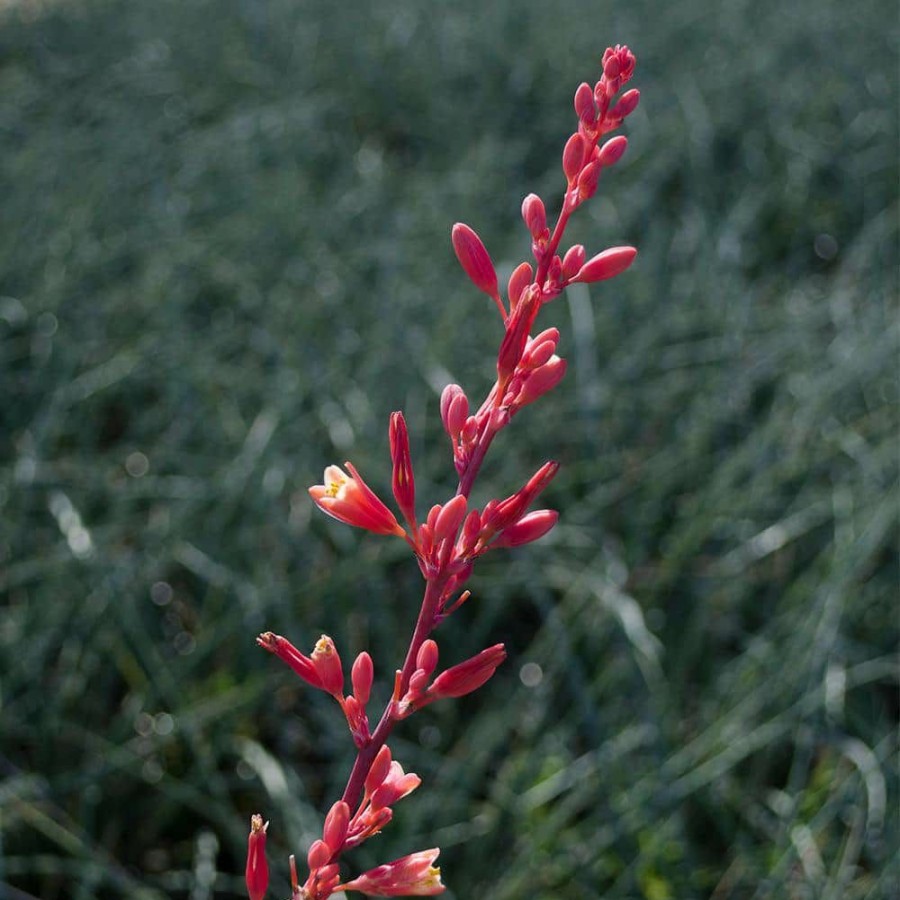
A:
[1,0,896,897]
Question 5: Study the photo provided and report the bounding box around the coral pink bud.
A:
[521,335,557,370]
[562,133,587,182]
[389,412,416,529]
[312,635,344,697]
[451,223,500,301]
[493,509,559,548]
[440,384,466,438]
[521,193,546,238]
[576,160,601,201]
[460,415,479,444]
[561,244,586,280]
[613,88,640,119]
[307,839,331,871]
[507,261,533,310]
[365,745,393,796]
[597,135,628,167]
[324,801,350,853]
[497,287,541,382]
[574,81,596,126]
[573,246,637,283]
[603,53,622,80]
[337,849,444,896]
[433,495,468,544]
[416,639,439,678]
[246,815,269,900]
[352,651,374,706]
[309,463,406,537]
[428,644,506,700]
[516,356,567,407]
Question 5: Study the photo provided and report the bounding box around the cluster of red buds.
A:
[246,43,639,898]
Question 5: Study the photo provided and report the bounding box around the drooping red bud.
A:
[572,246,637,283]
[451,223,500,301]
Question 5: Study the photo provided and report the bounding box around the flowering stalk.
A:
[246,44,641,899]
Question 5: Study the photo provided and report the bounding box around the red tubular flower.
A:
[245,815,269,900]
[309,463,406,538]
[256,632,324,690]
[336,849,444,896]
[562,132,588,183]
[427,644,506,701]
[389,412,417,530]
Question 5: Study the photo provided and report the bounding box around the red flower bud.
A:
[613,88,640,120]
[311,635,344,697]
[416,639,439,678]
[440,384,469,441]
[577,160,601,201]
[507,261,533,310]
[451,223,499,300]
[365,746,393,797]
[433,495,468,544]
[515,356,567,407]
[323,801,350,853]
[307,839,331,871]
[562,133,587,183]
[521,193,547,238]
[245,815,269,900]
[428,644,506,700]
[492,509,559,548]
[389,411,416,529]
[572,246,637,283]
[597,135,628,167]
[561,244,586,280]
[352,651,374,706]
[574,81,596,126]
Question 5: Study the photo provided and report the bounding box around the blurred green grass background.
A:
[1,0,897,897]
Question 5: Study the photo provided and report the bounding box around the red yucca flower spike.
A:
[248,45,641,899]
